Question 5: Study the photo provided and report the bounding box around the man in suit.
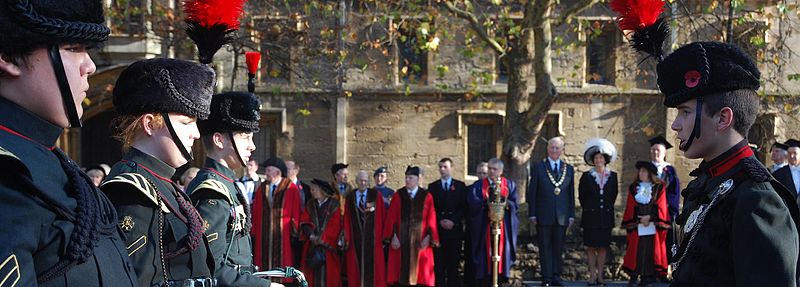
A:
[527,136,575,286]
[429,158,468,287]
[774,139,800,199]
[332,163,355,197]
[286,160,311,207]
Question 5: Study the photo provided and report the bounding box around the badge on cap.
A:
[684,70,701,88]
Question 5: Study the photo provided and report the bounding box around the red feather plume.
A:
[184,0,246,30]
[609,0,665,31]
[610,0,669,61]
[246,52,261,75]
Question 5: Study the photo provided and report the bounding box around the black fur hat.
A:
[198,92,261,135]
[113,58,215,119]
[656,42,760,108]
[0,0,109,54]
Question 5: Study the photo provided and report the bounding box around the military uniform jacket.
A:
[672,141,800,286]
[187,158,270,287]
[0,98,138,287]
[101,148,214,287]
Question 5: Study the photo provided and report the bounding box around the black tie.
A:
[444,182,449,191]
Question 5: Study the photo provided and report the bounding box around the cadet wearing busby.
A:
[101,58,217,287]
[0,0,138,285]
[186,92,277,286]
[611,0,800,285]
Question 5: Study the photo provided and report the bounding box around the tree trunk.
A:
[502,1,558,203]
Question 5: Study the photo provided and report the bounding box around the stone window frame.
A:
[578,16,620,87]
[457,109,505,178]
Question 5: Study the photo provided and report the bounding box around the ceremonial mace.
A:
[488,177,507,287]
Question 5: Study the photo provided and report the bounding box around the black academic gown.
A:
[102,148,215,287]
[0,97,138,286]
[187,158,271,287]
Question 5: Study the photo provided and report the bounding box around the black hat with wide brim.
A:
[310,178,336,196]
[635,161,659,175]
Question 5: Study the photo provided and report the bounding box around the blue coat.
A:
[527,159,576,226]
[466,178,519,280]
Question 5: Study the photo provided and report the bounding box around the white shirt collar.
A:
[408,186,419,198]
[441,177,452,187]
[547,157,561,167]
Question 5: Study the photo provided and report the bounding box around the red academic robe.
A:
[299,198,344,287]
[252,178,302,272]
[621,182,670,276]
[343,189,387,287]
[383,187,439,286]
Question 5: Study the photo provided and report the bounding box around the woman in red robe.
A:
[299,179,344,287]
[622,161,671,286]
[383,166,439,286]
[343,171,387,287]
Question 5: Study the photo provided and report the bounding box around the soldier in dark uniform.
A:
[101,58,217,287]
[186,91,280,287]
[609,1,800,283]
[0,1,138,286]
[656,42,800,285]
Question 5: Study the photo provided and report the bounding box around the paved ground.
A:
[522,281,669,286]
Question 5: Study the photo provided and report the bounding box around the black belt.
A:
[233,264,258,273]
[162,278,217,287]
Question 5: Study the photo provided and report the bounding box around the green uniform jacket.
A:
[0,98,138,287]
[672,141,800,286]
[187,158,271,287]
[101,148,214,287]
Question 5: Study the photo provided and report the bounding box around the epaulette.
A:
[739,157,771,183]
[190,179,234,205]
[102,173,170,213]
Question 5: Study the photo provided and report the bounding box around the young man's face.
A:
[227,132,255,169]
[150,113,200,168]
[2,45,96,128]
[246,160,259,174]
[374,172,387,186]
[438,161,452,179]
[671,99,718,159]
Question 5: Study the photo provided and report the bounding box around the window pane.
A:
[468,124,496,174]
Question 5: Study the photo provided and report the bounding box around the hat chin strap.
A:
[679,97,703,152]
[229,132,246,167]
[161,113,193,162]
[48,45,82,128]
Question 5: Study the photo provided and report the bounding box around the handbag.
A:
[306,244,326,269]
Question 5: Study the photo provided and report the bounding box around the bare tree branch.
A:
[440,0,506,55]
[554,0,600,26]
